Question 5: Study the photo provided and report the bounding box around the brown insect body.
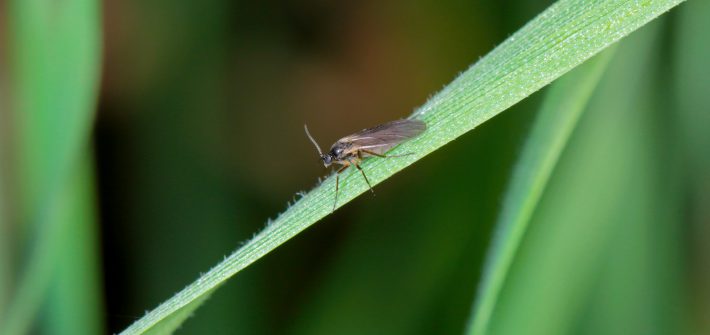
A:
[305,119,426,211]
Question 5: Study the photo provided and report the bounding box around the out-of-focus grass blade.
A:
[465,47,616,335]
[0,0,102,334]
[42,153,105,335]
[0,126,8,321]
[675,1,710,169]
[1,2,14,320]
[487,20,680,335]
[9,0,99,222]
[578,19,685,335]
[674,2,710,333]
[0,85,9,319]
[120,1,685,333]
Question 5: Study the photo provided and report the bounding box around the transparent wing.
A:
[337,119,426,155]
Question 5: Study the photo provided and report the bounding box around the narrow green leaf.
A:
[0,0,102,333]
[465,46,616,335]
[42,153,105,335]
[581,19,686,335]
[488,19,674,335]
[120,0,685,333]
[9,0,100,223]
[674,2,710,333]
[0,128,8,322]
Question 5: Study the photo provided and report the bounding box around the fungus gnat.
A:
[304,119,426,211]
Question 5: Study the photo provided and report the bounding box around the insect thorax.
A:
[329,142,353,160]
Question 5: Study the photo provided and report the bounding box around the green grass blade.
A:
[42,153,105,335]
[9,0,100,223]
[120,1,685,333]
[0,127,8,321]
[581,18,685,335]
[0,0,102,333]
[674,2,710,333]
[464,46,616,335]
[488,19,673,335]
[0,85,9,319]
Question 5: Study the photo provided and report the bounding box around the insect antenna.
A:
[304,124,324,156]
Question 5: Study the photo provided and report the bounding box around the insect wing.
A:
[339,119,426,155]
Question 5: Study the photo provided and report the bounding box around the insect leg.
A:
[354,163,375,195]
[361,149,414,158]
[333,164,349,211]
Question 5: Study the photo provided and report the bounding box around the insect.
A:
[304,119,426,210]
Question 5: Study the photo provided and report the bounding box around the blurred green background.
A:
[1,0,708,334]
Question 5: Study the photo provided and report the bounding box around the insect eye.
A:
[334,148,342,155]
